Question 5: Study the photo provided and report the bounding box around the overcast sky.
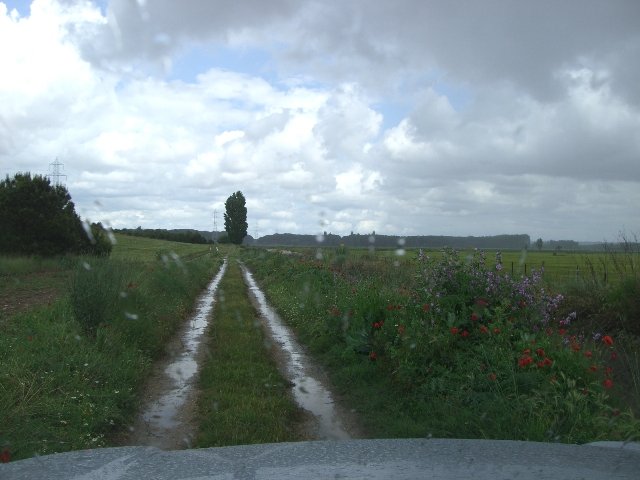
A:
[1,0,639,241]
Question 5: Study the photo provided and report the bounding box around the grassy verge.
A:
[196,254,305,446]
[241,247,640,443]
[0,240,223,462]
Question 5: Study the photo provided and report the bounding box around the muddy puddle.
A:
[241,264,352,440]
[123,259,227,449]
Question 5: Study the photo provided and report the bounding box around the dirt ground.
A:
[0,271,69,319]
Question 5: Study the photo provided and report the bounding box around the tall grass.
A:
[196,257,305,446]
[241,247,640,443]
[0,256,69,277]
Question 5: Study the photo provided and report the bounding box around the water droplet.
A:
[395,248,406,256]
[315,249,323,260]
[124,312,139,320]
[119,291,128,298]
[82,262,91,270]
[369,235,375,244]
[397,238,406,247]
[316,233,325,243]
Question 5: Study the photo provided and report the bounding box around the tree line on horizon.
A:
[254,232,532,250]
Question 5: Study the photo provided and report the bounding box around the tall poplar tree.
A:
[224,191,248,244]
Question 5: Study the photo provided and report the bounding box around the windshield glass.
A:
[1,0,639,469]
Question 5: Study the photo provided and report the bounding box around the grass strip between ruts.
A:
[195,257,306,446]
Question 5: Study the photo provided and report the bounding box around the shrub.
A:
[69,258,132,337]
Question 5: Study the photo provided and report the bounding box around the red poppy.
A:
[522,348,531,355]
[369,351,377,361]
[603,378,614,389]
[558,328,567,336]
[493,327,501,334]
[479,325,489,334]
[584,350,593,358]
[470,313,479,322]
[0,448,9,463]
[589,365,598,372]
[372,322,383,329]
[488,373,497,381]
[535,348,545,357]
[571,343,581,352]
[605,366,613,376]
[461,330,470,338]
[386,304,394,311]
[602,335,614,346]
[475,298,489,307]
[610,351,618,361]
[450,327,459,335]
[422,303,430,312]
[518,356,533,368]
[543,357,553,367]
[397,325,406,335]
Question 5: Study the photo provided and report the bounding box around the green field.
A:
[313,246,637,286]
[2,237,638,462]
[111,233,213,261]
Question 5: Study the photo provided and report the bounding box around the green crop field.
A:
[111,233,213,262]
[312,245,637,286]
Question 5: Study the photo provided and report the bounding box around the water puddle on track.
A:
[241,264,351,440]
[124,258,228,449]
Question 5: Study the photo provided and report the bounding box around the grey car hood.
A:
[2,438,639,480]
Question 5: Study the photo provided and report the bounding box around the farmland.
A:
[1,237,638,462]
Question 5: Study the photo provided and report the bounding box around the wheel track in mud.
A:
[121,254,360,450]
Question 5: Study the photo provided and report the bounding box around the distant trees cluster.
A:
[255,232,531,249]
[0,173,112,256]
[115,227,210,244]
[534,238,581,251]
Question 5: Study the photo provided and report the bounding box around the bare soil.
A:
[0,271,69,319]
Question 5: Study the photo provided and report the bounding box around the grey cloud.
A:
[68,0,299,71]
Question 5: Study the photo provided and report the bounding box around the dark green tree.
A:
[223,191,248,245]
[535,238,544,251]
[0,172,108,256]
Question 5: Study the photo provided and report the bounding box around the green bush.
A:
[0,173,98,256]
